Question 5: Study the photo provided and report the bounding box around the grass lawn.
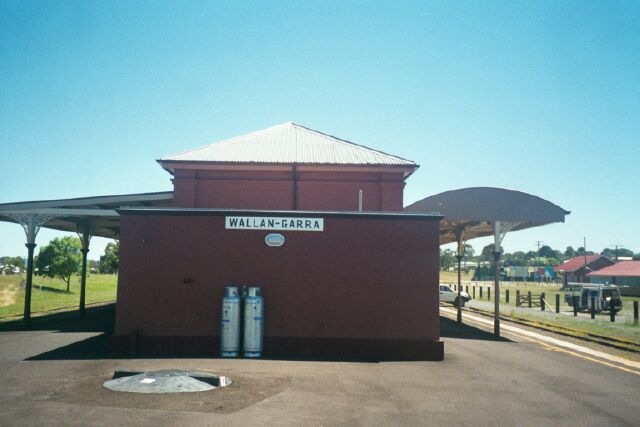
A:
[439,270,474,283]
[510,310,640,345]
[0,273,118,320]
[487,283,636,316]
[468,281,565,310]
[447,278,640,318]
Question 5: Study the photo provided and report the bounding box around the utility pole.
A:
[610,244,623,262]
[535,240,544,264]
[583,237,587,283]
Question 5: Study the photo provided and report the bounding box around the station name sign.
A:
[225,216,324,232]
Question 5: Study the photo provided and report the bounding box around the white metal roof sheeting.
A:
[161,123,416,166]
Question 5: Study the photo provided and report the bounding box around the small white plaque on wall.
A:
[265,233,285,247]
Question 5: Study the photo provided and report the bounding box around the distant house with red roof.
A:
[554,255,615,283]
[588,261,640,296]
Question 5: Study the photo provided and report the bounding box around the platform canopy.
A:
[0,191,173,239]
[0,191,174,325]
[404,187,570,245]
[406,187,570,336]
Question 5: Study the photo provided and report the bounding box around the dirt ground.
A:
[0,286,17,307]
[50,368,292,414]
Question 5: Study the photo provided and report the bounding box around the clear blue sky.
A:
[1,0,638,260]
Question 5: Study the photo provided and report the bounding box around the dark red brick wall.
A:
[170,168,406,211]
[114,210,442,359]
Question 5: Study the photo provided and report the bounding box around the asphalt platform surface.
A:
[0,305,638,426]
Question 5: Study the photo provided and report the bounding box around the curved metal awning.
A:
[406,186,570,336]
[0,191,173,239]
[404,187,570,245]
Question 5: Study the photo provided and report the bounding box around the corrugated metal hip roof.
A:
[160,123,417,167]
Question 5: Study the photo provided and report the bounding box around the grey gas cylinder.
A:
[220,286,241,357]
[243,287,264,358]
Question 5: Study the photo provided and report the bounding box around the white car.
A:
[439,284,471,307]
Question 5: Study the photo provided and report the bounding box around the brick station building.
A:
[113,123,444,360]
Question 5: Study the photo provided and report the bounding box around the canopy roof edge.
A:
[0,191,173,239]
[405,187,570,245]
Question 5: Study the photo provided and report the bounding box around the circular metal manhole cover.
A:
[103,369,232,394]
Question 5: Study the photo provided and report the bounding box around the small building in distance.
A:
[554,255,615,284]
[588,261,640,296]
[506,266,530,281]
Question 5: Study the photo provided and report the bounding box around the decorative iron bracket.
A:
[492,221,521,253]
[9,212,57,245]
[76,221,93,250]
[455,227,466,256]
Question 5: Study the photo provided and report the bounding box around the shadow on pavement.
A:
[17,305,385,363]
[28,338,383,363]
[27,333,115,360]
[0,303,115,333]
[440,316,511,342]
[9,304,509,362]
[0,304,117,361]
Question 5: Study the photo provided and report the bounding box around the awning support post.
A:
[493,250,501,336]
[24,242,36,328]
[10,212,55,328]
[77,222,92,318]
[492,220,519,337]
[456,254,463,324]
[455,228,465,325]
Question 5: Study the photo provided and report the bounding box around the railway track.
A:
[442,304,640,354]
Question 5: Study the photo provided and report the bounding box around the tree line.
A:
[0,237,119,292]
[440,244,639,271]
